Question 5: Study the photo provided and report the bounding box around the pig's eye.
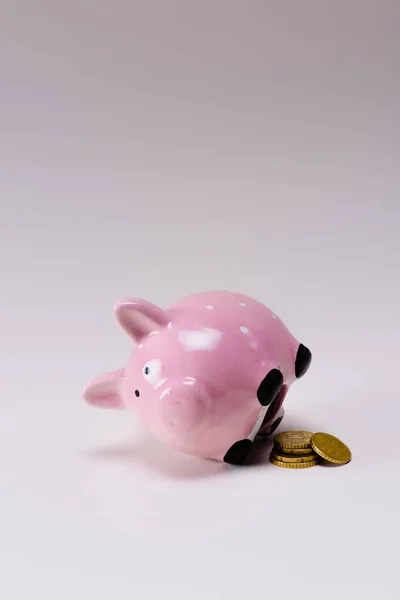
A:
[142,360,162,384]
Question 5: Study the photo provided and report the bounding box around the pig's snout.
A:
[157,379,211,439]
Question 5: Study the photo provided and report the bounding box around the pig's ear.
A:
[82,369,124,409]
[114,297,170,343]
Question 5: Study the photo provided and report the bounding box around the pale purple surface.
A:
[1,2,399,599]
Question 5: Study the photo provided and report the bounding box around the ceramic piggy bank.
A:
[83,291,312,465]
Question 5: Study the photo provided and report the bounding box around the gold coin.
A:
[269,456,319,469]
[311,432,351,465]
[271,450,319,463]
[274,431,313,450]
[273,444,314,455]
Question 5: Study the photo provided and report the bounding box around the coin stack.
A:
[270,431,351,469]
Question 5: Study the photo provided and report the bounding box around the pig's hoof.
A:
[223,439,253,465]
[295,343,312,378]
[257,369,283,406]
[264,414,284,436]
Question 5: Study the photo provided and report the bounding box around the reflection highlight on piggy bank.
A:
[82,291,312,465]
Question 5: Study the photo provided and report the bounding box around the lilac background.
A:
[1,2,399,599]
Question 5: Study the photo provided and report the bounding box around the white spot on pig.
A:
[160,388,171,400]
[178,328,223,351]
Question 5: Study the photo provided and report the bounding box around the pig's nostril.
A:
[135,389,140,397]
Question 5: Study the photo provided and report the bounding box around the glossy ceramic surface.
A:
[83,291,312,463]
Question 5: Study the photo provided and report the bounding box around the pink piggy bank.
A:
[83,291,312,465]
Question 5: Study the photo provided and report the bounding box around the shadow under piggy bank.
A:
[84,414,315,479]
[84,433,230,480]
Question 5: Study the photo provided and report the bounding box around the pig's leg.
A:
[257,408,285,437]
[257,368,283,406]
[223,439,253,465]
[256,383,288,437]
[223,369,285,465]
[223,407,285,465]
[295,343,312,378]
